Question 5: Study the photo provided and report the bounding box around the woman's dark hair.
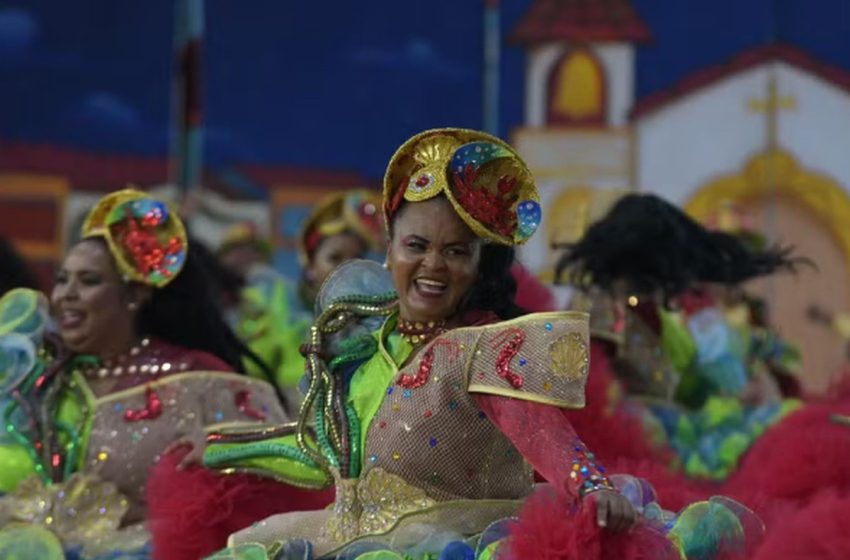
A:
[556,193,805,302]
[389,198,526,321]
[134,240,252,373]
[186,238,244,307]
[458,243,525,320]
[0,237,39,294]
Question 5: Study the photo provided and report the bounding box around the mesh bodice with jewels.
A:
[1,338,288,522]
[222,312,601,550]
[364,318,590,502]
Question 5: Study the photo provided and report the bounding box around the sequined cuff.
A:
[568,441,613,499]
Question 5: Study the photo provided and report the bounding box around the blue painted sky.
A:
[2,0,849,180]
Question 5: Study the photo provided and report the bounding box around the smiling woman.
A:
[193,129,761,560]
[0,189,290,559]
[388,196,482,325]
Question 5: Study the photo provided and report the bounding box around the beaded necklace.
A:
[396,318,446,346]
[80,337,160,379]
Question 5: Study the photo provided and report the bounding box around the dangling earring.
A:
[128,301,139,312]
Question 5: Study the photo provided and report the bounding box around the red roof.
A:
[631,44,850,120]
[0,141,372,194]
[511,0,651,45]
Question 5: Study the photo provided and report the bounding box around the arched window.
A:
[547,49,606,125]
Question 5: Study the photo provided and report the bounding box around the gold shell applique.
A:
[549,332,589,382]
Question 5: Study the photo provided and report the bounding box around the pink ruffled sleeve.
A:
[473,393,612,500]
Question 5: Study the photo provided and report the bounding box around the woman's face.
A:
[388,197,481,324]
[305,231,367,298]
[51,239,140,357]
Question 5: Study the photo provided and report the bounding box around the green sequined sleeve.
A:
[203,431,330,489]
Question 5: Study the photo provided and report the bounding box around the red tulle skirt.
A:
[146,450,334,560]
[508,486,682,560]
[753,489,850,560]
[565,344,850,559]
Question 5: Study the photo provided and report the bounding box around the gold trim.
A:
[467,383,584,409]
[203,421,290,434]
[88,370,277,406]
[323,497,523,556]
[686,149,850,264]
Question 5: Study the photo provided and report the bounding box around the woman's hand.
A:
[589,488,639,532]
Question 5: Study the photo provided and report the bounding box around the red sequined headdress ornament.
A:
[82,188,188,288]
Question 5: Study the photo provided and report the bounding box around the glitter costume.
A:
[558,192,850,559]
[0,190,289,559]
[202,129,758,560]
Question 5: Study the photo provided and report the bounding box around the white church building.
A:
[510,0,850,391]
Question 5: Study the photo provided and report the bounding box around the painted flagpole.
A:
[483,0,501,136]
[170,0,204,194]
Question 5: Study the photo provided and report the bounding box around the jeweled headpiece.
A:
[383,128,541,246]
[82,188,187,288]
[298,189,385,266]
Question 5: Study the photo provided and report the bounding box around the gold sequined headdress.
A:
[383,128,541,246]
[82,188,188,288]
[298,189,385,266]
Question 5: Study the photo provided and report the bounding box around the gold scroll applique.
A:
[549,332,589,382]
[324,468,436,543]
[0,473,130,556]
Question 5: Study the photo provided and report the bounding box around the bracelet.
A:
[569,442,614,499]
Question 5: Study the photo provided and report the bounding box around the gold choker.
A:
[397,319,446,346]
